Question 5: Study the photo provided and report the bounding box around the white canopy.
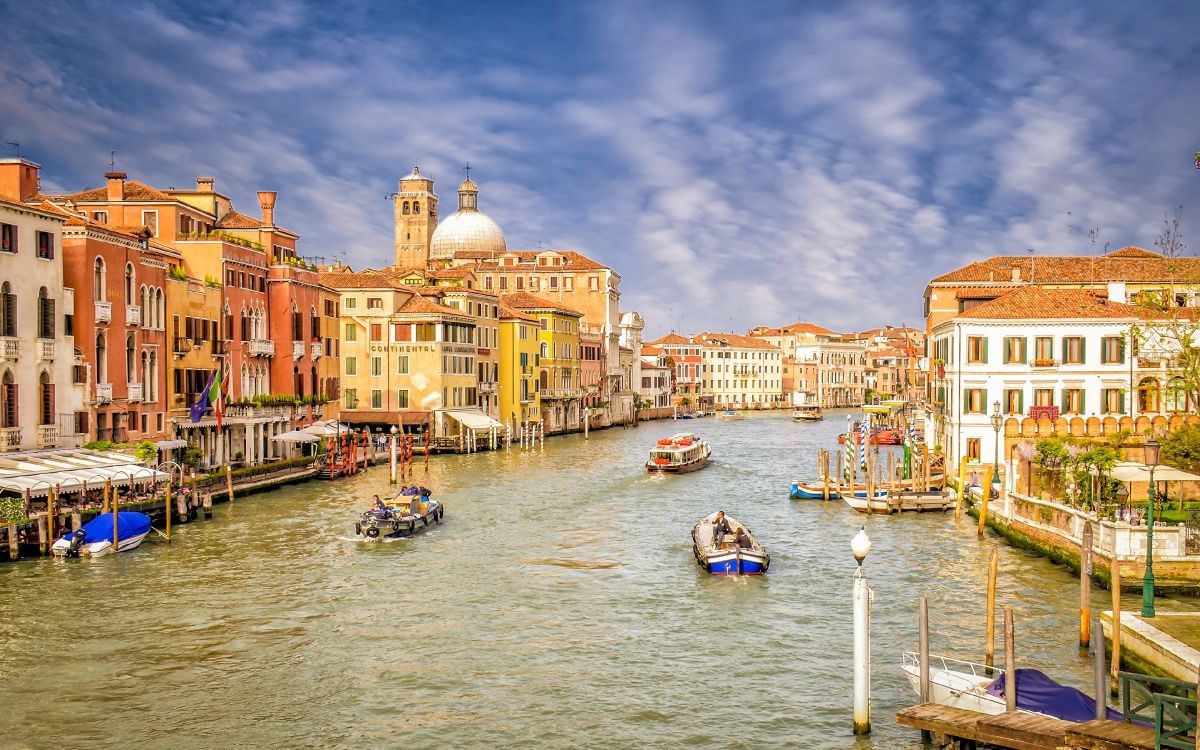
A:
[302,420,349,437]
[1105,461,1200,483]
[155,439,188,450]
[0,450,169,498]
[443,409,504,430]
[271,430,321,443]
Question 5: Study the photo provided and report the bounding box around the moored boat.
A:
[791,475,944,500]
[837,428,904,445]
[52,511,153,557]
[646,433,711,474]
[692,513,769,575]
[355,487,443,541]
[715,409,742,421]
[790,481,839,499]
[792,404,823,421]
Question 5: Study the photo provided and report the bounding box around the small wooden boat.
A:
[355,488,443,541]
[52,512,152,557]
[843,491,952,513]
[646,433,711,474]
[692,514,769,575]
[837,428,904,445]
[792,404,823,421]
[715,409,742,421]
[791,475,945,499]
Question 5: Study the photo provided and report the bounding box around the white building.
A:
[637,346,672,408]
[928,285,1189,466]
[695,332,784,408]
[750,323,868,407]
[0,192,86,450]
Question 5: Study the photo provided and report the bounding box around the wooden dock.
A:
[897,703,1157,749]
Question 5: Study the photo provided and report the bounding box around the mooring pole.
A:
[390,432,398,484]
[1081,521,1093,648]
[1004,607,1017,712]
[1110,556,1122,695]
[986,546,999,669]
[1092,620,1107,720]
[919,596,930,703]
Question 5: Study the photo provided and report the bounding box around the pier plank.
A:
[896,703,982,740]
[975,712,1071,750]
[1064,719,1156,750]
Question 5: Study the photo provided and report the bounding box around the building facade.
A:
[502,292,583,434]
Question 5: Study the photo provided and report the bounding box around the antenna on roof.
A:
[1027,248,1035,284]
[3,142,17,158]
[1067,211,1074,254]
[109,150,116,170]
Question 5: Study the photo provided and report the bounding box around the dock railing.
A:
[1120,671,1197,748]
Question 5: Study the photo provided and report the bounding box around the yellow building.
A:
[502,292,582,434]
[498,302,541,430]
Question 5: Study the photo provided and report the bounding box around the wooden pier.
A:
[897,703,1156,749]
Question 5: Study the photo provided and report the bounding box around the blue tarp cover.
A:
[986,669,1123,723]
[66,512,153,544]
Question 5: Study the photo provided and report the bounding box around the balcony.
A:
[96,383,113,404]
[126,304,141,326]
[478,382,496,394]
[0,427,20,450]
[292,340,305,359]
[36,424,57,448]
[38,340,54,360]
[311,341,323,360]
[1031,358,1058,369]
[128,382,144,402]
[249,339,275,357]
[95,301,112,323]
[173,337,193,357]
[0,337,18,359]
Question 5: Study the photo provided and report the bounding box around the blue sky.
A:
[3,0,1199,336]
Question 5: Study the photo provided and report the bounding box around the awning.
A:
[302,420,350,436]
[338,411,432,427]
[1104,461,1200,483]
[443,409,504,430]
[0,464,169,497]
[155,439,188,450]
[271,430,321,443]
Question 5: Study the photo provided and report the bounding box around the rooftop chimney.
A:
[1108,281,1126,304]
[0,158,41,201]
[197,177,214,193]
[258,191,277,226]
[105,171,127,201]
[1011,267,1021,283]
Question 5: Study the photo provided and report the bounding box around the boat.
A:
[51,511,153,557]
[355,487,444,541]
[646,433,711,474]
[715,409,742,421]
[679,413,695,420]
[792,404,823,421]
[900,652,1124,722]
[692,514,769,575]
[843,491,953,513]
[790,475,945,500]
[837,428,904,445]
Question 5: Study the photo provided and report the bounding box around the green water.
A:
[0,412,1132,748]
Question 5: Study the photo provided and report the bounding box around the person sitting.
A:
[735,527,754,549]
[372,495,391,518]
[707,510,733,547]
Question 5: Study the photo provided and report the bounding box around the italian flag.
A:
[209,365,224,430]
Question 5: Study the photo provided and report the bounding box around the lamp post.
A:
[851,526,873,735]
[990,401,1003,498]
[389,426,398,484]
[1142,438,1160,618]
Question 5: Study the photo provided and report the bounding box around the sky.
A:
[3,0,1199,337]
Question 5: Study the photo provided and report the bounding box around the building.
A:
[502,292,583,434]
[0,166,86,451]
[637,346,673,408]
[928,285,1194,467]
[750,323,866,407]
[693,332,784,408]
[497,302,541,430]
[647,332,706,410]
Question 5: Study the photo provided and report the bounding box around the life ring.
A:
[365,526,380,538]
[355,522,362,536]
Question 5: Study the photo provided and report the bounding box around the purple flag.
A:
[189,371,216,423]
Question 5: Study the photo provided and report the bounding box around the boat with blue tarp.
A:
[355,486,443,541]
[51,511,153,557]
[692,512,769,575]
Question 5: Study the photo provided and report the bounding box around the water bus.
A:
[646,433,711,474]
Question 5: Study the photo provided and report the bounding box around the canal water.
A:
[0,412,1148,748]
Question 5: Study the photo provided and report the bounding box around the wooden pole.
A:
[46,484,55,541]
[224,465,234,505]
[1004,607,1016,712]
[1093,620,1107,720]
[1110,556,1122,694]
[37,515,47,555]
[919,596,930,703]
[955,456,968,520]
[823,450,831,501]
[978,465,994,537]
[6,521,17,561]
[986,546,999,669]
[922,447,931,493]
[1081,521,1093,648]
[111,480,119,555]
[164,479,172,543]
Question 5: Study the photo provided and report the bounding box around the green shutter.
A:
[1119,389,1126,414]
[1062,390,1069,413]
[1080,390,1086,414]
[981,337,988,364]
[1003,337,1010,363]
[1062,338,1068,363]
[1118,338,1126,364]
[1018,390,1025,414]
[1080,338,1087,364]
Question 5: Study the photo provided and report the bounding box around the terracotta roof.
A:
[470,249,610,272]
[779,322,837,335]
[0,195,69,220]
[647,332,692,346]
[640,345,664,356]
[499,303,536,322]
[500,292,584,316]
[427,267,475,279]
[419,285,498,298]
[62,180,175,202]
[317,271,405,290]
[930,247,1200,285]
[395,295,464,316]
[695,332,781,350]
[953,286,1196,321]
[215,210,262,229]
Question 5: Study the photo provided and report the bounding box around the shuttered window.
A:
[38,296,55,340]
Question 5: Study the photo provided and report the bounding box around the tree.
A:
[1162,423,1200,473]
[134,440,157,464]
[1034,437,1069,497]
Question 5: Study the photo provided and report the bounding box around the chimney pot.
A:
[1011,268,1020,283]
[105,171,127,201]
[197,177,214,193]
[258,191,277,226]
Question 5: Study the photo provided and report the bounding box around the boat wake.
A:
[520,557,624,570]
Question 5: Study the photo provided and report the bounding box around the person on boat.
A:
[372,495,390,517]
[707,510,733,546]
[735,527,754,549]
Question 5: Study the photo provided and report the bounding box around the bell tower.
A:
[393,166,438,268]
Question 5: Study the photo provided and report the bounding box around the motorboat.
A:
[52,511,152,557]
[355,487,443,541]
[837,428,904,445]
[692,514,769,575]
[646,433,711,474]
[716,409,742,421]
[900,652,1124,722]
[792,404,823,421]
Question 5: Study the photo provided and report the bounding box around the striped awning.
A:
[0,449,169,497]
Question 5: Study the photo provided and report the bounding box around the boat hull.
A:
[700,549,769,575]
[790,482,838,499]
[692,517,769,575]
[646,456,710,474]
[356,502,443,541]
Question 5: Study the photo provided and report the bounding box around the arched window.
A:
[156,288,165,329]
[240,308,250,342]
[540,342,548,359]
[37,287,54,340]
[292,304,302,341]
[1166,376,1189,413]
[1138,377,1160,413]
[412,200,420,215]
[124,263,135,305]
[293,366,303,398]
[1,370,17,428]
[95,332,107,383]
[1,282,15,338]
[93,258,106,302]
[310,307,319,340]
[310,367,318,399]
[39,371,53,426]
[148,351,158,402]
[539,370,548,390]
[141,351,150,392]
[126,333,136,383]
[402,201,410,215]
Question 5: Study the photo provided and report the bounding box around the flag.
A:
[209,364,224,430]
[190,371,215,424]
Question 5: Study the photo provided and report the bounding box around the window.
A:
[0,223,14,253]
[370,323,382,342]
[1034,337,1054,364]
[1166,377,1189,413]
[397,355,409,374]
[1034,388,1054,407]
[499,276,508,291]
[345,356,357,376]
[344,322,357,342]
[964,388,986,414]
[37,288,54,339]
[1062,336,1084,364]
[344,297,357,310]
[396,389,410,409]
[93,210,108,224]
[1003,337,1027,364]
[36,231,54,259]
[344,388,358,409]
[1102,388,1125,414]
[370,389,383,409]
[141,210,158,237]
[1003,388,1024,415]
[1062,388,1084,414]
[966,336,986,363]
[1100,336,1125,364]
[1,282,15,338]
[371,356,382,377]
[1138,378,1159,413]
[589,275,598,291]
[966,438,980,461]
[367,297,383,309]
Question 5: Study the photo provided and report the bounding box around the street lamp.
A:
[990,401,1003,498]
[1142,438,1161,618]
[851,525,872,734]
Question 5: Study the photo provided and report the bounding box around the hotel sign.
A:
[370,344,436,353]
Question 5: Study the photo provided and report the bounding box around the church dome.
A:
[428,171,506,259]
